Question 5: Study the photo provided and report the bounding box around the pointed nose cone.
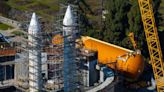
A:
[28,13,40,34]
[63,5,75,26]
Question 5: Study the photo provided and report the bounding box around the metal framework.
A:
[128,32,137,49]
[138,0,164,91]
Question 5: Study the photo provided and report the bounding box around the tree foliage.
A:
[81,0,162,60]
[153,0,161,27]
[0,0,11,16]
[103,0,129,46]
[127,0,149,57]
[102,0,161,59]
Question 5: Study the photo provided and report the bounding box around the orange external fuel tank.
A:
[81,36,144,79]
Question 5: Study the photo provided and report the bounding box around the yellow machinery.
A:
[82,0,164,91]
[128,32,137,49]
[138,0,164,91]
[82,36,144,79]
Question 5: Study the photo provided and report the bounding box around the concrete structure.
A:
[78,49,115,92]
[63,5,77,91]
[41,53,48,79]
[28,13,42,92]
[80,49,99,87]
[0,33,16,88]
[0,16,21,28]
[43,45,64,91]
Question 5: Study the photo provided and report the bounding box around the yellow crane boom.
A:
[128,32,137,49]
[138,0,164,91]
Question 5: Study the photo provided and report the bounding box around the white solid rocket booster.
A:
[28,13,42,92]
[63,5,77,92]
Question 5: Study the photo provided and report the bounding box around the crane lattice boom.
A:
[138,0,164,91]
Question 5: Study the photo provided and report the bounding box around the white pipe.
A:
[86,76,114,92]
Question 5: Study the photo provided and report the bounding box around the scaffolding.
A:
[0,39,16,89]
[43,38,64,91]
[45,2,82,91]
[0,1,82,92]
[7,11,64,92]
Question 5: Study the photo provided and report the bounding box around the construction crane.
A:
[138,0,164,91]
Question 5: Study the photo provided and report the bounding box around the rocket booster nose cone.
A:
[28,12,40,34]
[63,5,75,26]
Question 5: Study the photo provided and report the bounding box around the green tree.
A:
[153,0,161,27]
[103,0,129,46]
[0,0,11,16]
[127,0,145,49]
[126,0,161,58]
[127,0,149,58]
